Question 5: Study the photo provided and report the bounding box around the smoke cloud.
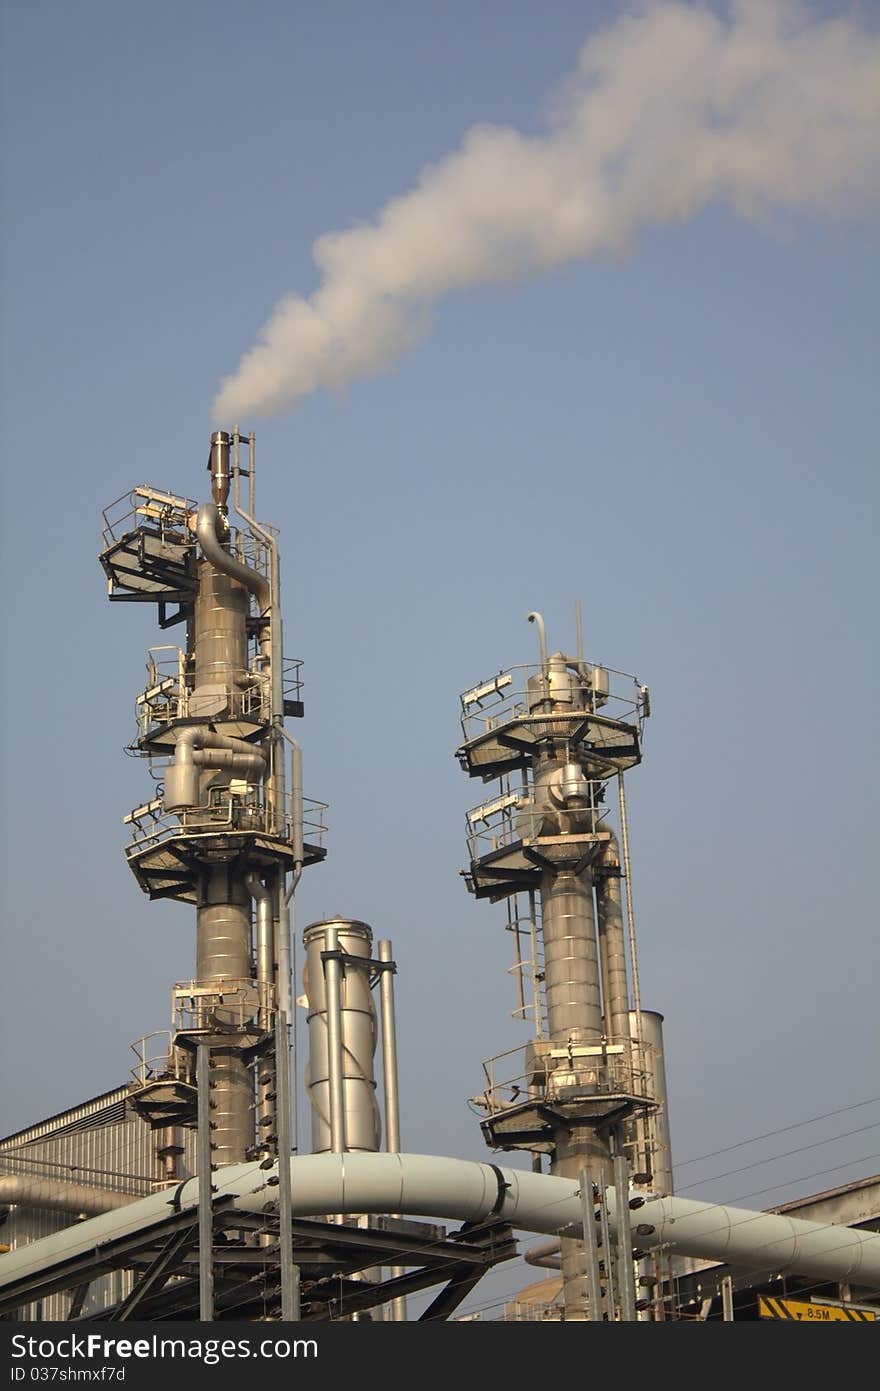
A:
[214,1,880,421]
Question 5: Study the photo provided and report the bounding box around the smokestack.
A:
[208,429,231,513]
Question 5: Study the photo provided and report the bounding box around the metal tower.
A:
[99,430,326,1309]
[456,610,660,1319]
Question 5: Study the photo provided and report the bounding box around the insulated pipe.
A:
[0,1177,138,1217]
[196,503,272,817]
[596,829,632,1051]
[234,443,286,835]
[196,503,269,611]
[4,1156,879,1302]
[524,1238,563,1270]
[244,871,274,1030]
[165,728,266,812]
[209,431,231,513]
[378,938,406,1321]
[323,925,346,1155]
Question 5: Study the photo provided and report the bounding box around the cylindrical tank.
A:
[303,919,381,1154]
[629,1009,674,1196]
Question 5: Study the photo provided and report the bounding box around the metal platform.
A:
[457,709,642,781]
[126,830,326,903]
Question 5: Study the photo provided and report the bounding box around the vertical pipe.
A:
[209,431,231,512]
[579,1170,604,1322]
[245,872,274,1030]
[527,611,549,674]
[596,1173,616,1319]
[612,1152,637,1321]
[323,926,347,1154]
[595,834,632,1059]
[275,1008,300,1321]
[378,939,407,1322]
[197,1044,214,1322]
[721,1275,734,1322]
[617,773,642,1046]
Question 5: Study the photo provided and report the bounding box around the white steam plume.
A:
[214,1,880,420]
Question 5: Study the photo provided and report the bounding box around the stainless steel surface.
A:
[613,1151,637,1320]
[209,431,231,512]
[322,924,346,1155]
[527,610,548,672]
[617,772,642,1049]
[196,1045,214,1322]
[579,1170,604,1321]
[196,502,269,609]
[274,1009,300,1321]
[378,938,407,1321]
[596,830,632,1049]
[303,920,380,1156]
[540,868,602,1043]
[164,728,266,811]
[196,867,254,1164]
[245,870,274,1029]
[630,1009,674,1197]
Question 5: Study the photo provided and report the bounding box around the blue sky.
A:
[2,1,878,1318]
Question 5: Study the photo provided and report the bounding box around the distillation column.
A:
[101,430,326,1182]
[457,615,653,1318]
[193,450,254,1165]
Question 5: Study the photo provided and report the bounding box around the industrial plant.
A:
[1,433,877,1324]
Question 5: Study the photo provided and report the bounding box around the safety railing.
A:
[102,485,198,551]
[102,485,271,586]
[459,661,648,746]
[172,978,269,1034]
[124,785,328,854]
[129,1031,194,1089]
[472,1039,652,1117]
[465,782,610,863]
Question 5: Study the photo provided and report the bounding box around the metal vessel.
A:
[457,612,657,1318]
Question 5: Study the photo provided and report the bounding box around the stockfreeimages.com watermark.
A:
[10,1333,317,1375]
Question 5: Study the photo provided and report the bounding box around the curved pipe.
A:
[196,503,269,612]
[0,1176,138,1218]
[524,1237,562,1270]
[527,611,548,673]
[2,1154,879,1300]
[165,727,267,812]
[178,728,266,780]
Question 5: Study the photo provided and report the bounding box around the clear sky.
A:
[1,1,878,1320]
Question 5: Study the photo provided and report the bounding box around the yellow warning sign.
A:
[759,1296,876,1322]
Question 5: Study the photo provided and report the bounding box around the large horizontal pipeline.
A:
[0,1176,138,1218]
[1,1153,878,1300]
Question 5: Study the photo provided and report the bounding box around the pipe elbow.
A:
[244,870,271,904]
[527,611,548,671]
[197,502,269,611]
